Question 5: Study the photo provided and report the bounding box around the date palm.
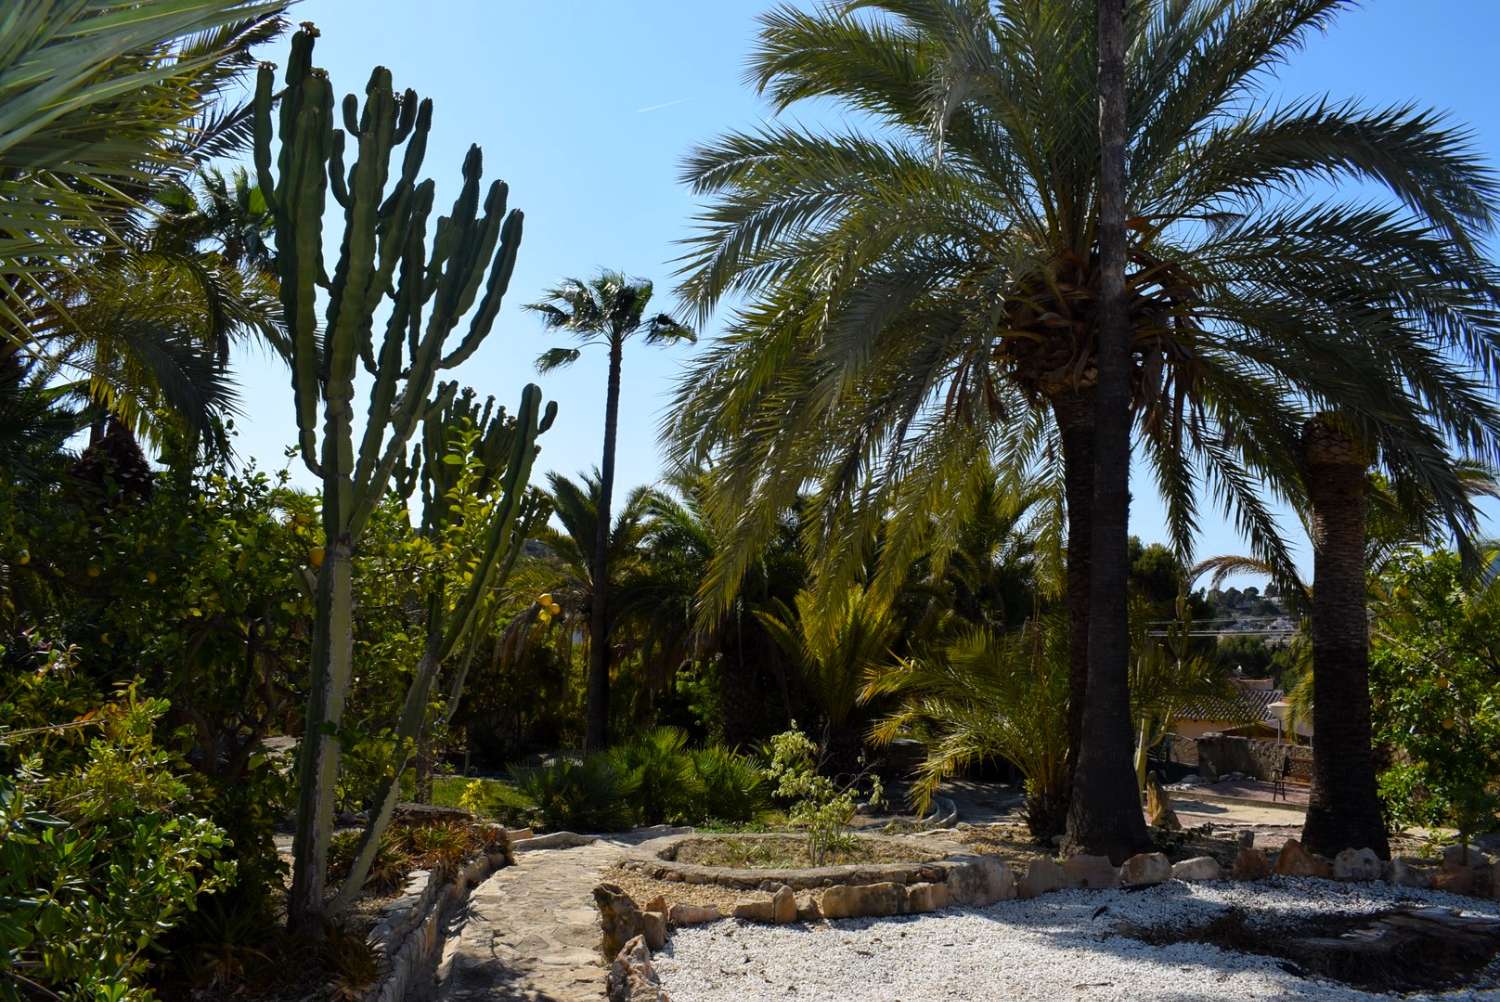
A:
[668,0,1500,855]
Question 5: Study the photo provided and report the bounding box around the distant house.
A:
[1166,678,1309,768]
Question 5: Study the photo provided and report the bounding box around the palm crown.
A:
[526,270,694,372]
[667,0,1500,606]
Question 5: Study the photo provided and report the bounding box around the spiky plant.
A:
[668,0,1500,855]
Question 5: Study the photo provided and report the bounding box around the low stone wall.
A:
[620,832,951,891]
[361,828,523,1002]
[1196,733,1311,782]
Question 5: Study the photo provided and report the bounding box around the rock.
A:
[796,894,822,922]
[666,902,720,927]
[1274,839,1332,878]
[1019,857,1063,898]
[1333,847,1382,882]
[1232,846,1271,881]
[644,894,667,914]
[1146,773,1181,831]
[1062,854,1120,890]
[905,882,948,913]
[1171,856,1223,882]
[640,909,667,950]
[1120,852,1172,887]
[594,883,645,961]
[1442,843,1493,869]
[515,830,597,852]
[1237,831,1256,849]
[942,856,1015,906]
[1389,857,1434,889]
[1434,866,1474,895]
[819,881,906,919]
[606,934,668,1002]
[772,885,797,924]
[732,898,777,923]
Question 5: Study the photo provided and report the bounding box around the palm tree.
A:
[526,274,694,751]
[668,0,1500,854]
[1,2,286,333]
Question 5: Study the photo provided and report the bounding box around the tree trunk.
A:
[1065,0,1149,864]
[1300,415,1389,859]
[1052,389,1094,803]
[585,335,623,753]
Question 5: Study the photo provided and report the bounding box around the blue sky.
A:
[231,1,1500,580]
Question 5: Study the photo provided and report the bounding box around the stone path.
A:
[436,829,684,1001]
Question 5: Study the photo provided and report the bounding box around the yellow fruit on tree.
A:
[538,592,553,607]
[549,603,562,616]
[16,549,29,566]
[146,570,157,584]
[86,565,100,578]
[538,608,552,624]
[309,546,326,568]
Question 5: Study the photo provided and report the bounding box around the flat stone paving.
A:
[436,829,684,1002]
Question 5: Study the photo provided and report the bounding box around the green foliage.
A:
[761,726,876,865]
[1370,551,1500,841]
[513,755,642,833]
[606,726,701,826]
[1,693,233,1002]
[690,744,769,825]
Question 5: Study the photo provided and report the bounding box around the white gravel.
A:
[653,877,1500,1001]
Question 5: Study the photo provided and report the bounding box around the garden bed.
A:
[621,831,958,892]
[672,833,941,869]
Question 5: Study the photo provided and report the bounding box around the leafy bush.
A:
[606,726,701,825]
[691,744,768,824]
[0,693,233,1001]
[514,755,642,832]
[762,726,878,864]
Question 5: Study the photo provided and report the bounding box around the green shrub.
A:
[0,694,233,1002]
[607,726,701,825]
[514,755,642,832]
[690,745,768,824]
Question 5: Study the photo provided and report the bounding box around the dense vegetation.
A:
[3,1,1499,999]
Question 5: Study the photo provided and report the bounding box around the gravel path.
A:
[653,878,1500,1002]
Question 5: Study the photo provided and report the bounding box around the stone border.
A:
[360,826,527,1002]
[619,831,960,891]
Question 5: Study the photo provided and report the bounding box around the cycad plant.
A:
[527,273,694,751]
[668,0,1500,858]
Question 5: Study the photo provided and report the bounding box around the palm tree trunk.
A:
[1051,389,1094,833]
[585,335,623,752]
[1065,0,1149,863]
[1300,416,1389,858]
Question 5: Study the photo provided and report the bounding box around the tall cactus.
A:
[253,26,536,931]
[328,384,554,914]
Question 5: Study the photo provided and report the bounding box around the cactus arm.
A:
[440,206,523,369]
[252,65,278,212]
[285,73,332,476]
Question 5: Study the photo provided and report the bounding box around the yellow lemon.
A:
[16,549,29,566]
[538,608,552,624]
[538,592,553,607]
[146,570,157,584]
[549,603,562,616]
[309,546,326,568]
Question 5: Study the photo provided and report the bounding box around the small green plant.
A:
[514,756,642,832]
[762,726,879,865]
[457,779,488,817]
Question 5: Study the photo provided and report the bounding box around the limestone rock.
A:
[1434,866,1474,895]
[732,898,777,923]
[606,934,668,1002]
[595,883,644,961]
[1019,857,1063,898]
[772,885,798,924]
[1171,856,1223,882]
[1442,843,1493,870]
[640,909,667,950]
[1146,772,1181,831]
[1389,857,1434,889]
[666,902,720,927]
[1120,852,1171,887]
[1273,839,1332,878]
[1231,846,1270,881]
[819,881,906,919]
[644,894,668,913]
[796,894,822,922]
[1333,847,1382,882]
[942,856,1015,906]
[1062,854,1120,890]
[905,882,948,913]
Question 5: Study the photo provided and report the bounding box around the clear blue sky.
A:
[230,1,1500,580]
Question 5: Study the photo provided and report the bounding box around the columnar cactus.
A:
[253,26,535,930]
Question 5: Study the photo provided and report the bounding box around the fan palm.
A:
[668,0,1500,856]
[526,273,694,750]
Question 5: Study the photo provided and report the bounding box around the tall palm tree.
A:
[668,0,1500,853]
[526,274,694,751]
[1067,0,1148,860]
